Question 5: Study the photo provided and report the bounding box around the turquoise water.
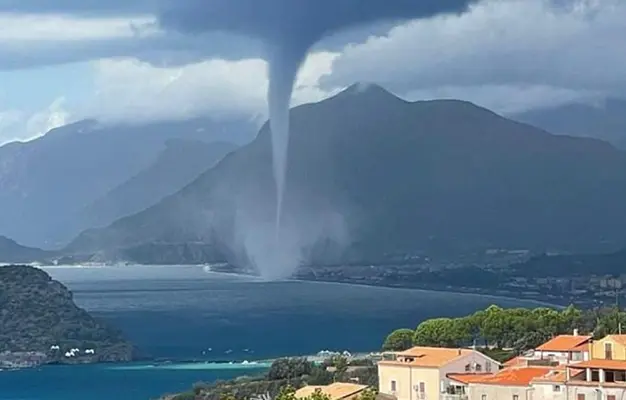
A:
[1,362,269,400]
[0,266,546,400]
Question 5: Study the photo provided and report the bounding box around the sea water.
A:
[0,265,546,400]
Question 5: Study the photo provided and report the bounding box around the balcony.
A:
[441,394,468,400]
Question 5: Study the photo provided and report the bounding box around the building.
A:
[534,334,591,364]
[504,333,591,367]
[450,366,557,400]
[589,335,626,361]
[295,382,369,400]
[377,346,500,400]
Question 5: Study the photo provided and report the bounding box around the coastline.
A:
[290,276,566,308]
[35,263,567,308]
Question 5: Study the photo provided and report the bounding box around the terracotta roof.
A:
[465,367,553,386]
[572,342,590,352]
[531,366,570,384]
[569,359,626,370]
[295,383,368,400]
[503,356,525,368]
[536,335,591,352]
[447,373,496,384]
[379,347,478,368]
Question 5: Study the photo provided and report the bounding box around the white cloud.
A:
[323,0,626,110]
[0,98,70,146]
[404,84,600,115]
[25,97,70,138]
[0,13,158,42]
[4,0,626,139]
[86,51,339,124]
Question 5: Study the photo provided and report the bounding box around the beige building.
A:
[589,335,626,361]
[377,346,500,400]
[295,382,368,400]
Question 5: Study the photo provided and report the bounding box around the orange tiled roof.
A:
[295,383,368,400]
[465,367,553,386]
[532,366,570,384]
[503,356,525,368]
[536,335,591,352]
[569,359,626,370]
[380,347,476,368]
[447,373,496,384]
[572,342,590,352]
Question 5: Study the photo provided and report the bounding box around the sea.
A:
[0,265,548,400]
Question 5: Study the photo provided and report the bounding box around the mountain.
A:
[513,98,626,149]
[0,265,135,366]
[83,139,238,229]
[0,117,254,248]
[0,235,51,264]
[66,84,626,266]
[511,249,626,278]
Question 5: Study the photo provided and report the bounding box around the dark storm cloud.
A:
[0,0,481,70]
[159,0,479,45]
[0,33,264,71]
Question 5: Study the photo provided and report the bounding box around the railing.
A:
[441,394,469,400]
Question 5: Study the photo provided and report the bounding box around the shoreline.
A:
[34,263,568,308]
[291,276,566,308]
[2,350,379,373]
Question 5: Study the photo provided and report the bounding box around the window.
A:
[486,362,492,373]
[605,342,613,360]
[607,395,616,400]
[419,382,425,393]
[475,364,483,372]
[513,395,519,400]
[482,395,487,400]
[465,363,471,372]
[390,380,397,392]
[553,385,561,392]
[578,393,586,400]
[606,371,616,383]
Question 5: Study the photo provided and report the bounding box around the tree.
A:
[560,304,583,332]
[268,358,313,381]
[356,388,378,400]
[308,388,332,400]
[382,329,414,351]
[331,355,349,377]
[275,385,297,400]
[414,318,468,347]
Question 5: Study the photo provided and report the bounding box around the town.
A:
[292,332,626,400]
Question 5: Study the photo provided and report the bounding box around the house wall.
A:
[590,338,626,361]
[534,351,587,364]
[378,363,414,400]
[532,382,568,400]
[565,385,626,400]
[441,352,501,389]
[467,384,532,400]
[378,351,499,400]
[378,363,440,400]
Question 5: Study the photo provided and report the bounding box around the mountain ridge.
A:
[82,139,238,229]
[66,84,626,266]
[513,97,626,149]
[0,116,255,248]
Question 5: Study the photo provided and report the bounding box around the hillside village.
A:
[293,332,626,400]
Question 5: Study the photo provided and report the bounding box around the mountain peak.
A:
[337,82,402,101]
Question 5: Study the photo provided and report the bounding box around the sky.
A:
[0,0,625,145]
